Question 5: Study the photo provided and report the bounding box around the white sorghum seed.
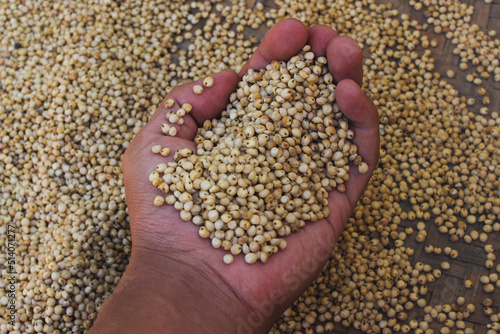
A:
[182,103,193,113]
[193,85,204,94]
[153,196,165,207]
[160,148,171,157]
[169,113,181,124]
[165,99,175,108]
[245,253,258,264]
[203,76,214,87]
[441,262,450,270]
[199,227,210,239]
[161,123,171,134]
[168,127,177,137]
[223,254,234,264]
[358,162,369,174]
[152,145,162,154]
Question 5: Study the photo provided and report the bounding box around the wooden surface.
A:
[336,0,500,333]
[380,0,500,114]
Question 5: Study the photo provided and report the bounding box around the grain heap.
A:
[150,46,367,264]
[0,0,499,333]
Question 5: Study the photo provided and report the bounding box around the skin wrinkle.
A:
[329,199,352,241]
[127,198,200,253]
[134,250,248,332]
[201,261,256,322]
[132,228,257,323]
[142,245,257,331]
[294,226,331,267]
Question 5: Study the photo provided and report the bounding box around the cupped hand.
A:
[90,19,379,334]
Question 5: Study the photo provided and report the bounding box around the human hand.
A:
[89,19,379,334]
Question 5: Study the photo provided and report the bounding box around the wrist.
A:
[89,246,261,334]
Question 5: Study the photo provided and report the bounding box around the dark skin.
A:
[89,19,379,334]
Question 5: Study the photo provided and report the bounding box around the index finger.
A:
[239,18,308,76]
[327,36,364,86]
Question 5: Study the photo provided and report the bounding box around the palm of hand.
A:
[121,19,379,331]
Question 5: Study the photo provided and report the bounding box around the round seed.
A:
[168,127,177,137]
[358,162,369,174]
[152,145,162,154]
[199,227,210,239]
[483,284,494,293]
[182,103,193,113]
[223,254,234,264]
[193,85,204,94]
[441,262,450,270]
[245,253,258,264]
[203,76,214,87]
[169,113,181,124]
[153,195,165,207]
[165,99,175,108]
[160,148,171,157]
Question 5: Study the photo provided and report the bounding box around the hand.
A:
[89,19,379,334]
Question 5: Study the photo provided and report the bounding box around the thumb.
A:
[143,69,241,142]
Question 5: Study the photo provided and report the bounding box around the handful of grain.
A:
[150,45,367,264]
